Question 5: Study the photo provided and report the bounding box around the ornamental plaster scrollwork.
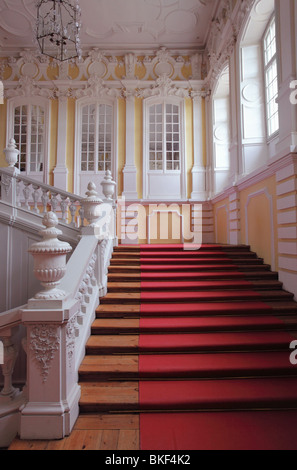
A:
[5,75,55,99]
[137,74,189,99]
[30,324,60,383]
[75,76,122,99]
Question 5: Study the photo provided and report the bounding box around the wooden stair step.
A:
[92,319,140,334]
[85,331,296,355]
[106,280,283,293]
[79,382,139,413]
[113,250,258,259]
[79,351,297,381]
[79,355,139,381]
[110,258,265,266]
[91,317,297,335]
[96,301,297,318]
[108,264,272,273]
[114,245,252,253]
[99,290,294,305]
[107,271,279,282]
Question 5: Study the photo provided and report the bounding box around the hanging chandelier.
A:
[36,0,82,62]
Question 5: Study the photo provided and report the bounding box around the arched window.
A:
[75,98,117,197]
[7,97,50,182]
[143,97,186,201]
[238,0,277,175]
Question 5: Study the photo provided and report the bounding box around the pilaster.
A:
[276,154,297,299]
[122,81,139,201]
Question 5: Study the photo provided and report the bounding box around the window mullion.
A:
[27,105,32,175]
[95,104,99,174]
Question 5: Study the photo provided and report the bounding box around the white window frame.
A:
[74,96,118,196]
[263,15,279,140]
[6,96,51,183]
[143,96,186,201]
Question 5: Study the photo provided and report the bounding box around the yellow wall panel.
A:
[214,199,229,244]
[240,176,278,270]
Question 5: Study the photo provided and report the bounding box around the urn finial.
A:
[29,212,72,301]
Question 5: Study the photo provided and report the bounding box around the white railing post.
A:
[20,213,81,440]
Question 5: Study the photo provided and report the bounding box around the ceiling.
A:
[0,0,217,56]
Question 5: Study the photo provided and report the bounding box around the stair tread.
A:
[91,316,297,334]
[107,280,283,291]
[79,350,297,379]
[79,377,297,411]
[86,331,296,354]
[100,290,293,304]
[109,264,271,272]
[108,271,278,281]
[80,382,139,406]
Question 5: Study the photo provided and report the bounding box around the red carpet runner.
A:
[137,244,297,451]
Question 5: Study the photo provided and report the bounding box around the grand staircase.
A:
[78,244,297,450]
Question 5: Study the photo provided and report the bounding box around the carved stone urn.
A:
[81,182,103,226]
[29,212,72,300]
[101,170,116,201]
[4,138,20,168]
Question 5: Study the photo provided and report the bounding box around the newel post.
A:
[20,212,81,440]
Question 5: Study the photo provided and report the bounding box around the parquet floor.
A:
[9,414,140,451]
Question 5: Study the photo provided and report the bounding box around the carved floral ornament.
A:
[30,324,60,383]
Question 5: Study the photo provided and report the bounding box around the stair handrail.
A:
[0,167,84,205]
[0,167,85,230]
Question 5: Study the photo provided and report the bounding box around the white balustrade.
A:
[0,140,118,443]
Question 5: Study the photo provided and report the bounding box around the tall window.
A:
[81,103,113,173]
[13,104,45,173]
[149,103,180,172]
[263,16,279,137]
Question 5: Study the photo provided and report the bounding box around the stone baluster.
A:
[69,200,78,227]
[23,183,31,210]
[41,189,49,214]
[16,179,22,207]
[50,193,59,214]
[79,206,85,228]
[0,334,19,398]
[32,185,41,214]
[60,196,69,223]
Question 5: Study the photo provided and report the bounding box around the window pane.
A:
[263,17,279,137]
[97,104,113,172]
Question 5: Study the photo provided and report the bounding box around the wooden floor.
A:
[9,414,140,451]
